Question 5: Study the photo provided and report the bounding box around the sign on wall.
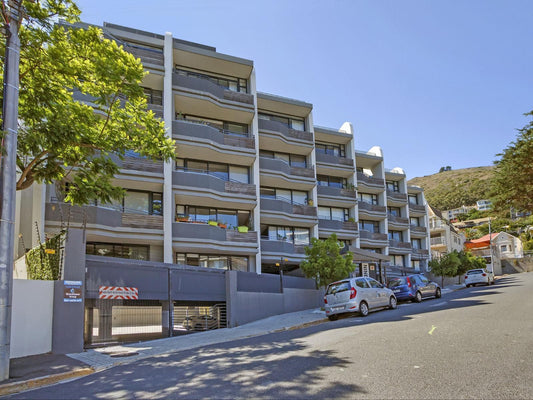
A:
[63,280,83,303]
[99,286,139,300]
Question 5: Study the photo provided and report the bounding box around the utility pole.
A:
[0,0,22,381]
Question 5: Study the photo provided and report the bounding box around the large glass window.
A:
[98,190,162,215]
[315,142,346,157]
[176,253,248,271]
[388,207,401,217]
[176,159,250,183]
[410,216,420,226]
[262,226,310,245]
[142,87,163,105]
[389,231,403,241]
[359,192,378,205]
[318,206,349,221]
[175,68,247,93]
[386,181,400,192]
[176,205,250,229]
[411,238,422,249]
[258,113,305,131]
[408,194,419,205]
[86,242,149,261]
[390,254,405,267]
[359,220,380,233]
[260,187,309,205]
[317,175,348,189]
[182,115,248,137]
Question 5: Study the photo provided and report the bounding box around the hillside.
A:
[408,167,495,211]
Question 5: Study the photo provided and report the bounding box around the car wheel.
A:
[466,284,470,288]
[327,315,338,321]
[415,291,422,303]
[359,301,369,317]
[389,296,397,309]
[435,288,442,298]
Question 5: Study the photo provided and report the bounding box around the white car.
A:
[464,268,495,287]
[324,277,397,320]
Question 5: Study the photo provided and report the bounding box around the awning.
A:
[349,247,390,263]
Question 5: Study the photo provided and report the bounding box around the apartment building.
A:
[428,205,465,258]
[15,22,430,283]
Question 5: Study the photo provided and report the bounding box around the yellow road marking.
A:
[428,325,437,335]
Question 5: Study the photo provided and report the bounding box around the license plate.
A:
[392,289,400,292]
[331,306,344,312]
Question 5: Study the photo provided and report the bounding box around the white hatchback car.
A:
[464,268,495,287]
[324,277,397,320]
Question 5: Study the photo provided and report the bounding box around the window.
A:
[386,181,400,192]
[315,142,346,158]
[390,254,404,267]
[358,193,378,205]
[355,278,370,288]
[175,68,247,93]
[359,220,380,233]
[368,279,383,289]
[261,226,310,245]
[176,253,248,271]
[259,151,307,168]
[318,206,349,221]
[86,242,149,261]
[408,194,419,205]
[97,190,162,215]
[142,87,163,105]
[410,217,420,226]
[316,175,347,189]
[388,230,403,241]
[176,205,250,228]
[182,115,248,136]
[260,187,309,205]
[258,113,305,131]
[388,207,401,217]
[500,244,508,252]
[411,238,422,249]
[411,260,420,269]
[176,159,249,183]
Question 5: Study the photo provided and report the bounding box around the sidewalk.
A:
[0,308,328,397]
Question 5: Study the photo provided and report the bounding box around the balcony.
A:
[412,248,430,258]
[173,222,257,244]
[260,239,307,255]
[388,240,412,251]
[315,152,354,168]
[116,156,164,174]
[173,170,254,195]
[386,190,407,203]
[260,198,317,217]
[317,185,357,200]
[318,219,358,232]
[45,203,163,230]
[259,157,315,179]
[409,204,427,214]
[358,201,387,215]
[172,73,254,106]
[357,173,385,190]
[411,226,428,235]
[258,119,313,143]
[387,214,409,226]
[173,119,255,150]
[430,236,447,246]
[359,230,388,241]
[124,45,164,67]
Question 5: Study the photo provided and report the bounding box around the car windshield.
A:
[467,270,484,274]
[388,277,407,287]
[326,281,351,295]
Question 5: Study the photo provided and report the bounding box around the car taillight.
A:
[465,276,468,280]
[350,287,357,299]
[482,273,486,276]
[323,296,327,304]
[407,277,411,287]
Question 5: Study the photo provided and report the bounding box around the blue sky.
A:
[75,0,533,179]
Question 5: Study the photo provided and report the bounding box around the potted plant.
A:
[176,215,189,222]
[217,222,227,228]
[237,226,249,233]
[208,220,218,226]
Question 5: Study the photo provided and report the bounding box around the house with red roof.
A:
[464,232,524,275]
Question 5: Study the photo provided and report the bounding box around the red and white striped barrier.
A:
[99,286,139,300]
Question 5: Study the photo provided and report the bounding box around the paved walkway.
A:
[0,281,468,396]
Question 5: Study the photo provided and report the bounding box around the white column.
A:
[163,32,174,264]
[307,111,319,240]
[250,68,261,274]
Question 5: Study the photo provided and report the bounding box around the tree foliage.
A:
[491,111,533,213]
[429,251,460,288]
[301,234,356,289]
[1,0,175,205]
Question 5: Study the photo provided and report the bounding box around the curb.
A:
[0,368,94,397]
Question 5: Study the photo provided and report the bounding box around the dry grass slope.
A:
[408,166,494,211]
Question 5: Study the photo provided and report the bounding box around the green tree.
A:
[301,234,356,289]
[429,251,460,288]
[491,111,533,213]
[456,250,485,283]
[1,0,175,205]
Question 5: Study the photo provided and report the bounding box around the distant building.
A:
[444,205,475,221]
[428,205,465,258]
[476,199,492,211]
[464,232,524,275]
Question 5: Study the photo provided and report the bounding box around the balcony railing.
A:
[173,120,255,149]
[260,239,307,254]
[317,185,357,199]
[315,152,354,167]
[258,119,313,142]
[412,248,430,257]
[409,204,427,214]
[358,201,387,214]
[357,172,385,189]
[430,236,447,246]
[259,157,315,179]
[386,190,407,202]
[260,198,317,217]
[387,214,409,225]
[388,240,412,250]
[318,219,358,232]
[173,170,256,196]
[172,73,254,106]
[124,45,164,66]
[359,230,388,241]
[411,226,428,235]
[118,156,164,174]
[173,222,257,243]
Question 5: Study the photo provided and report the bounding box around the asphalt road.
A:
[8,273,533,399]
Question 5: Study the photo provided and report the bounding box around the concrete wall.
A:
[10,280,54,358]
